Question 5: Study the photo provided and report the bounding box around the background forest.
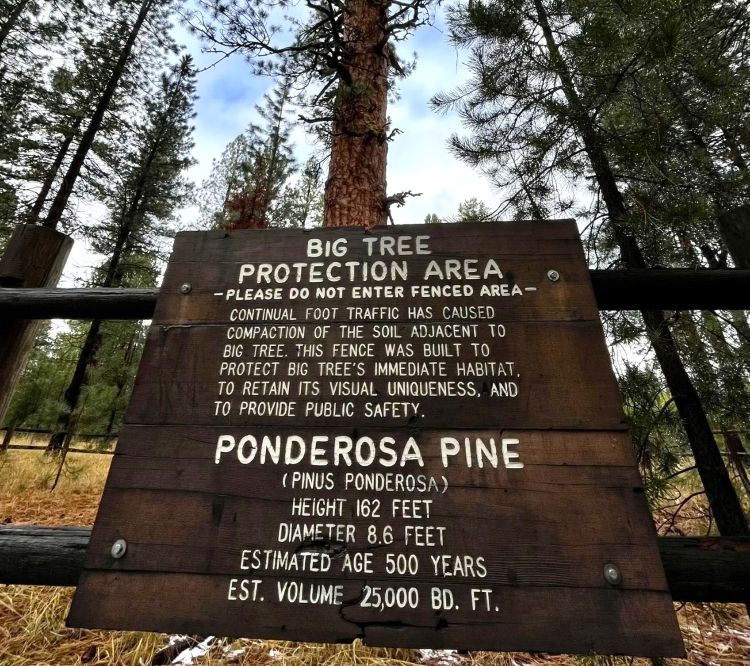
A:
[3,0,748,527]
[1,0,749,662]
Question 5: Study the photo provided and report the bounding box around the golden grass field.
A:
[1,438,749,666]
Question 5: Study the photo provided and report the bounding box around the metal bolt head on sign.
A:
[110,539,127,559]
[604,562,623,586]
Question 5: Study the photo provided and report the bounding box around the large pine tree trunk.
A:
[533,0,748,535]
[323,0,390,228]
[42,0,155,230]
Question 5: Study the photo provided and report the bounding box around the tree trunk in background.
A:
[42,0,155,230]
[323,0,389,228]
[27,116,83,224]
[675,113,750,272]
[533,0,748,535]
[0,425,13,452]
[105,331,135,435]
[48,319,101,452]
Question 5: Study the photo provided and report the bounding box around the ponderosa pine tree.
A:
[47,56,196,456]
[40,0,166,231]
[187,0,433,227]
[0,0,78,247]
[199,80,297,229]
[277,156,324,228]
[435,0,748,534]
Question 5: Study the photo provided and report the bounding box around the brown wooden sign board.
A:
[68,221,684,656]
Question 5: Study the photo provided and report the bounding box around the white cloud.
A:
[60,8,499,283]
[179,9,498,227]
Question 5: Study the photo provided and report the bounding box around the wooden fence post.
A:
[0,224,73,425]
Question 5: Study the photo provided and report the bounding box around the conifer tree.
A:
[187,0,433,227]
[47,56,196,458]
[199,80,297,229]
[435,0,749,534]
[41,0,166,231]
[0,0,71,247]
[0,0,177,245]
[276,156,324,228]
[23,20,147,226]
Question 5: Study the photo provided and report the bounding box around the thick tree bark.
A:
[0,225,72,425]
[323,0,390,228]
[533,0,748,535]
[42,0,156,230]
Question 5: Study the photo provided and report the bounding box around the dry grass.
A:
[0,443,110,526]
[1,445,749,665]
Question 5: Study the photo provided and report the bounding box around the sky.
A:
[61,6,498,285]
[181,8,497,225]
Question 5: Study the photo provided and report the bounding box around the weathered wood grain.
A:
[0,224,72,422]
[0,287,158,319]
[70,571,683,655]
[0,526,89,586]
[4,527,747,607]
[659,536,750,603]
[4,270,750,320]
[152,223,598,326]
[124,322,626,429]
[68,222,683,656]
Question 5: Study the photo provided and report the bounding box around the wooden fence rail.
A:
[1,270,750,319]
[1,526,748,602]
[2,272,750,607]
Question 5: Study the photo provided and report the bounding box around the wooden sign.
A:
[68,222,683,656]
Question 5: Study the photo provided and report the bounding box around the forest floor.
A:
[1,442,749,666]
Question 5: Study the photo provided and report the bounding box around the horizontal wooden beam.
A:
[0,526,90,586]
[7,444,113,454]
[1,526,748,603]
[657,535,750,603]
[589,269,750,310]
[0,271,749,319]
[0,287,158,319]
